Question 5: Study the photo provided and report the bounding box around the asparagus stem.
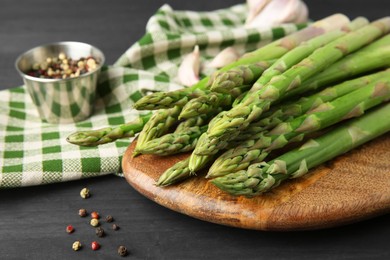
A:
[244,69,390,133]
[241,14,350,60]
[232,68,385,143]
[245,17,368,96]
[66,113,152,147]
[194,18,390,156]
[285,33,390,99]
[212,102,390,196]
[207,77,390,178]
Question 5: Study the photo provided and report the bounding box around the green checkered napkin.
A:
[0,3,303,188]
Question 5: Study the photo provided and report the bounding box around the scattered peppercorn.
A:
[91,211,100,219]
[72,241,82,251]
[78,208,87,217]
[68,187,129,255]
[66,225,74,234]
[117,246,128,257]
[105,215,114,223]
[112,224,119,231]
[90,218,99,227]
[95,227,105,238]
[91,241,100,251]
[27,53,99,79]
[80,187,90,199]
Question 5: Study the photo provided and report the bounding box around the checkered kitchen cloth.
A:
[0,3,304,188]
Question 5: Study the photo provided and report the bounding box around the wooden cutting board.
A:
[122,133,390,231]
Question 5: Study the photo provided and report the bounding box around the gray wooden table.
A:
[1,0,389,259]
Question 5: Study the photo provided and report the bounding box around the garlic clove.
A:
[276,0,306,25]
[209,47,240,69]
[178,45,201,87]
[245,0,272,26]
[293,0,309,24]
[246,0,306,29]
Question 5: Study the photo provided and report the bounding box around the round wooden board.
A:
[122,134,390,231]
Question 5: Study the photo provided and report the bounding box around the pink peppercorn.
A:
[91,241,100,251]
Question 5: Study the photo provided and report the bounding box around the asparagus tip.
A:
[154,180,166,187]
[132,151,141,157]
[66,133,97,147]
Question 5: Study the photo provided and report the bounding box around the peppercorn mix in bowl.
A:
[15,41,105,124]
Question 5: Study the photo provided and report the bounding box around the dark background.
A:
[1,0,389,259]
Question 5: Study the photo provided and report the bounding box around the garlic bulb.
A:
[245,0,272,26]
[246,0,309,29]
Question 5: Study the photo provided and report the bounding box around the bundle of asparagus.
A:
[212,102,390,196]
[67,14,390,197]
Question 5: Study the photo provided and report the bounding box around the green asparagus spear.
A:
[66,112,152,146]
[157,153,213,186]
[209,61,273,95]
[194,18,390,156]
[179,91,232,120]
[245,17,368,96]
[207,78,390,178]
[232,117,290,142]
[134,14,349,111]
[136,125,207,156]
[212,102,390,196]
[156,158,193,186]
[133,88,207,110]
[134,106,181,155]
[285,33,390,99]
[240,69,390,135]
[241,14,349,60]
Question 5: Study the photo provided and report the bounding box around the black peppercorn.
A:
[105,215,114,223]
[95,227,105,237]
[78,208,87,217]
[117,245,128,257]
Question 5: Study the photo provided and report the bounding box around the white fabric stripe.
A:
[122,45,142,66]
[0,89,11,102]
[62,159,83,181]
[62,171,83,182]
[21,171,43,186]
[22,110,43,185]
